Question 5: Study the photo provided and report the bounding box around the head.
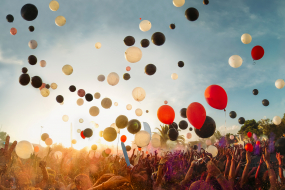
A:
[189,180,214,190]
[74,174,92,190]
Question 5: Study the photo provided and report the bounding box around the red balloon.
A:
[251,45,264,60]
[78,89,85,97]
[10,28,17,35]
[186,102,206,130]
[256,141,260,145]
[126,66,131,71]
[121,135,127,143]
[245,143,253,152]
[164,100,168,104]
[80,131,85,139]
[138,147,141,151]
[157,105,175,124]
[204,85,228,110]
[247,132,252,138]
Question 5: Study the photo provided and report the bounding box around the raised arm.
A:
[276,152,284,184]
[240,151,251,188]
[263,147,277,190]
[34,161,48,189]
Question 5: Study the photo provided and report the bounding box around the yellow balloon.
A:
[77,98,84,106]
[72,139,77,144]
[55,16,66,27]
[62,115,69,122]
[89,106,100,116]
[51,83,57,90]
[49,0,59,11]
[101,98,112,109]
[173,0,185,7]
[95,42,101,49]
[40,88,50,97]
[171,73,178,80]
[62,65,73,75]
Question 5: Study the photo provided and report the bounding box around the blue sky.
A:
[0,0,285,149]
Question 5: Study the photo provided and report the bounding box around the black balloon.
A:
[253,89,258,95]
[56,95,64,103]
[28,55,37,65]
[45,84,50,89]
[238,117,245,124]
[185,7,199,21]
[168,128,178,141]
[126,145,131,151]
[170,24,175,29]
[179,120,188,130]
[275,138,285,155]
[141,39,150,48]
[146,110,149,113]
[123,73,131,80]
[83,128,93,138]
[127,119,141,134]
[193,145,198,150]
[21,4,38,21]
[169,122,178,130]
[145,64,156,75]
[85,93,93,102]
[31,76,42,88]
[6,14,14,23]
[22,67,28,74]
[194,116,216,138]
[124,36,135,46]
[19,74,30,86]
[203,0,209,5]
[151,32,166,46]
[180,108,187,118]
[189,127,193,131]
[229,111,237,119]
[69,85,76,92]
[116,115,128,129]
[262,99,269,106]
[29,26,34,32]
[178,61,184,68]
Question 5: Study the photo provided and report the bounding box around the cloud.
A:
[0,50,23,65]
[218,125,240,134]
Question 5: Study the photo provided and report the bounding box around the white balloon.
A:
[132,87,146,102]
[55,16,66,27]
[152,133,160,140]
[229,55,243,68]
[135,131,151,147]
[171,73,178,80]
[173,0,185,7]
[107,72,119,86]
[241,33,252,44]
[114,102,118,106]
[187,133,192,139]
[125,47,142,63]
[40,60,46,67]
[135,108,143,116]
[51,83,57,90]
[62,115,69,122]
[54,151,62,159]
[230,135,234,140]
[15,141,34,159]
[28,40,38,49]
[139,20,152,32]
[95,42,101,49]
[49,0,59,11]
[166,140,177,149]
[206,139,212,146]
[126,104,132,110]
[79,118,84,123]
[40,88,50,97]
[77,129,81,133]
[206,145,218,157]
[151,138,161,148]
[273,116,282,125]
[275,79,285,89]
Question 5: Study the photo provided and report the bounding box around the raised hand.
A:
[0,136,17,174]
[276,152,283,165]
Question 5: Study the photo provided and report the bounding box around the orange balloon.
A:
[120,135,127,143]
[157,105,175,124]
[138,147,142,151]
[105,148,111,154]
[39,83,46,90]
[10,28,17,35]
[146,151,149,154]
[126,66,131,71]
[34,146,39,152]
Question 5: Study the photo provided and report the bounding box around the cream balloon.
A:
[230,135,234,140]
[171,73,178,80]
[72,139,77,144]
[275,79,285,89]
[15,141,34,159]
[135,108,143,116]
[28,40,38,49]
[206,139,212,146]
[51,83,57,90]
[62,115,69,122]
[89,106,100,116]
[40,88,50,97]
[49,1,59,11]
[139,20,152,32]
[45,138,53,146]
[55,16,66,27]
[166,140,177,149]
[77,129,81,133]
[125,47,142,63]
[173,0,185,7]
[62,65,73,75]
[152,133,160,140]
[132,87,146,102]
[206,145,218,157]
[107,72,119,86]
[95,42,101,49]
[135,131,151,147]
[151,138,160,148]
[187,133,192,139]
[77,98,84,106]
[229,55,243,68]
[114,102,118,106]
[241,33,252,44]
[79,118,84,123]
[94,92,101,99]
[40,60,46,67]
[273,116,282,125]
[110,123,120,133]
[98,75,105,82]
[126,104,132,110]
[54,151,62,159]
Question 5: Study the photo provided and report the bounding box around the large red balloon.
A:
[157,105,175,124]
[204,85,228,110]
[245,143,253,152]
[80,131,85,139]
[247,132,252,138]
[251,45,264,60]
[186,102,206,130]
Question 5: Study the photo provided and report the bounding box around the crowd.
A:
[0,135,284,190]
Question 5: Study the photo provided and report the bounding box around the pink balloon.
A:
[187,133,192,139]
[164,100,168,104]
[126,66,131,71]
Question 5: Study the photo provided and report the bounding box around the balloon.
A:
[54,151,62,159]
[157,105,175,124]
[15,141,34,159]
[135,131,151,147]
[173,0,185,7]
[31,76,42,88]
[121,135,127,143]
[56,95,64,103]
[194,116,216,138]
[123,73,131,80]
[151,32,166,46]
[79,119,84,123]
[178,61,184,68]
[171,73,178,80]
[83,128,93,138]
[187,133,192,139]
[95,42,101,49]
[116,115,129,129]
[143,122,152,138]
[28,40,38,49]
[180,108,187,118]
[141,39,150,48]
[80,131,85,139]
[186,102,206,130]
[229,111,237,119]
[126,104,132,110]
[132,87,146,102]
[40,60,46,67]
[85,93,93,102]
[185,7,199,21]
[105,148,111,154]
[275,138,285,155]
[275,79,285,89]
[145,64,156,75]
[206,139,212,146]
[127,119,141,134]
[94,92,101,99]
[41,133,49,141]
[121,142,131,166]
[247,132,252,138]
[99,131,103,137]
[151,138,161,148]
[146,110,149,113]
[19,74,30,86]
[69,85,76,92]
[40,88,50,97]
[125,47,142,63]
[252,89,258,95]
[89,106,100,116]
[241,33,252,44]
[203,0,209,5]
[72,139,77,144]
[256,141,260,145]
[34,146,39,153]
[101,98,112,109]
[45,84,50,89]
[107,72,120,86]
[22,67,28,74]
[62,65,73,75]
[91,144,97,150]
[102,150,109,157]
[114,102,118,106]
[62,115,69,122]
[126,66,131,71]
[49,0,59,11]
[55,16,66,26]
[6,14,14,23]
[179,120,188,130]
[262,99,269,106]
[110,123,120,133]
[21,4,38,21]
[230,135,234,140]
[98,75,105,82]
[204,85,228,110]
[273,116,282,125]
[45,138,53,146]
[103,127,117,142]
[238,117,245,124]
[169,122,178,130]
[168,128,178,141]
[77,129,81,133]
[10,28,17,35]
[251,45,264,60]
[28,55,37,65]
[169,24,175,29]
[126,145,132,151]
[77,98,84,106]
[39,83,46,91]
[228,55,243,68]
[51,83,57,90]
[164,101,168,104]
[78,89,85,97]
[29,26,35,32]
[139,20,151,32]
[245,143,253,152]
[206,145,218,157]
[135,108,143,116]
[189,127,193,131]
[124,36,135,46]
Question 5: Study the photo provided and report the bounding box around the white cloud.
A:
[0,50,23,65]
[218,125,240,135]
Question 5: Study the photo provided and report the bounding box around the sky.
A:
[0,0,285,150]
